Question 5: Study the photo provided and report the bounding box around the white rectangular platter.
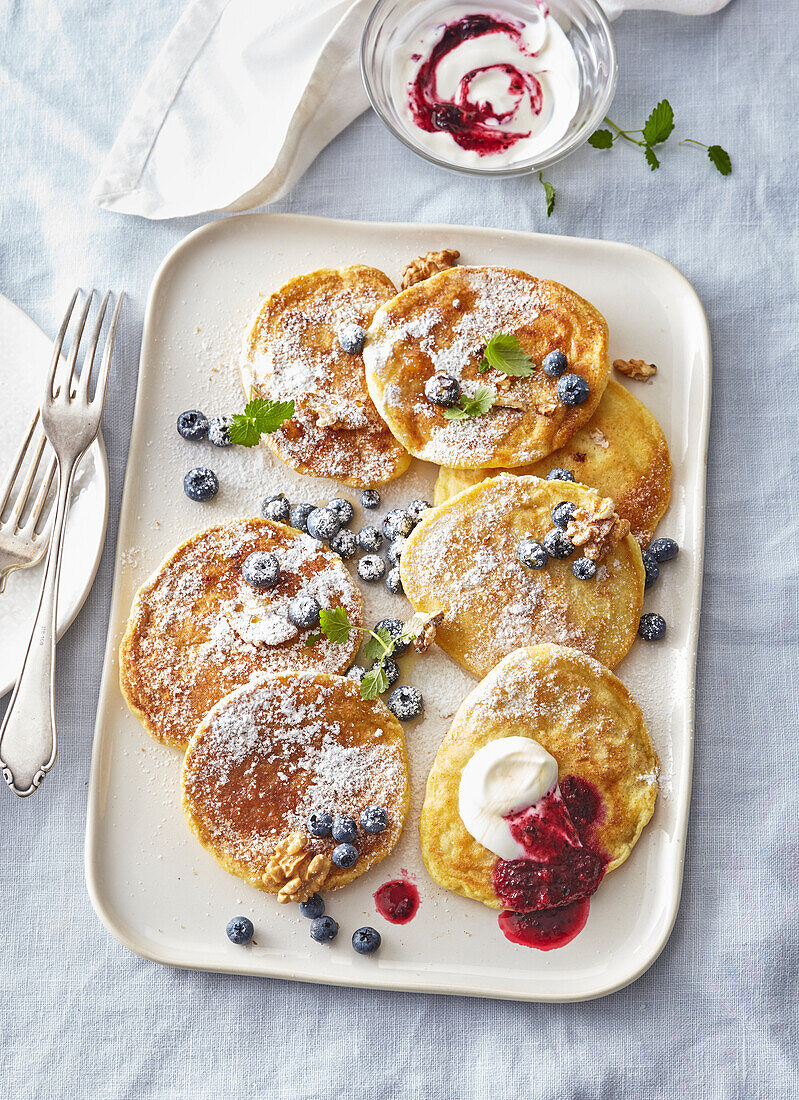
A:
[86,214,710,1002]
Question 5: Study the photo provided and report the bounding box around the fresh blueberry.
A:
[329,528,357,559]
[374,657,400,687]
[327,498,355,526]
[331,816,358,845]
[551,501,577,530]
[338,323,366,355]
[352,926,382,955]
[387,537,407,567]
[388,685,423,721]
[242,550,280,589]
[648,537,679,563]
[306,811,333,838]
[385,567,403,595]
[226,916,254,945]
[546,468,575,482]
[346,665,367,685]
[425,372,461,408]
[357,525,383,553]
[518,538,548,569]
[177,409,208,441]
[543,528,575,559]
[299,893,325,919]
[639,612,666,641]
[360,805,388,834]
[642,551,659,589]
[306,507,341,541]
[357,555,385,583]
[289,502,315,533]
[383,509,414,540]
[208,415,233,447]
[183,467,219,502]
[361,489,381,510]
[557,374,590,407]
[572,556,597,580]
[331,843,359,869]
[261,493,290,523]
[543,350,569,378]
[310,915,339,943]
[374,617,410,655]
[288,594,321,628]
[407,499,431,523]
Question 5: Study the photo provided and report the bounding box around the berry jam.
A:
[374,878,420,924]
[498,897,590,951]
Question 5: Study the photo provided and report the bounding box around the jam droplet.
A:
[374,878,420,924]
[498,897,590,951]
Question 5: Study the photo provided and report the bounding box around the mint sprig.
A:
[478,332,535,378]
[307,608,421,700]
[538,171,556,217]
[442,385,495,421]
[229,389,295,447]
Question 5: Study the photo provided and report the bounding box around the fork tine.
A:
[62,290,94,397]
[0,408,39,517]
[76,291,110,401]
[88,292,124,411]
[29,454,58,535]
[45,288,80,402]
[7,428,48,530]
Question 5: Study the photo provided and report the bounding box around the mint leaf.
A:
[228,416,262,447]
[542,179,556,218]
[442,386,496,421]
[304,633,321,648]
[707,144,731,176]
[318,606,353,645]
[481,333,535,377]
[642,100,674,146]
[360,665,388,700]
[362,627,394,663]
[229,396,294,447]
[644,145,660,171]
[588,129,613,149]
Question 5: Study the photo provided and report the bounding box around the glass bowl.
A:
[360,0,617,178]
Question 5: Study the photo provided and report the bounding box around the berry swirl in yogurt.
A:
[397,5,580,167]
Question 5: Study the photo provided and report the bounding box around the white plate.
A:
[0,295,109,698]
[85,214,710,1002]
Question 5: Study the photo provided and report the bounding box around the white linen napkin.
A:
[90,0,732,220]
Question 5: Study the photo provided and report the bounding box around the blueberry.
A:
[338,323,366,355]
[329,528,357,559]
[374,617,410,655]
[346,665,367,685]
[543,528,575,559]
[361,489,381,510]
[425,372,461,408]
[572,557,597,580]
[208,415,233,447]
[385,567,403,595]
[357,526,383,553]
[331,843,359,869]
[518,538,548,569]
[360,805,388,834]
[307,507,341,541]
[407,499,431,523]
[639,612,666,641]
[557,374,590,407]
[184,467,219,502]
[387,537,407,567]
[374,657,400,687]
[299,893,325,919]
[352,926,382,955]
[642,551,659,589]
[289,502,315,532]
[327,498,355,526]
[543,350,569,378]
[649,537,679,563]
[310,915,339,943]
[388,685,423,721]
[261,493,290,523]
[383,509,414,540]
[242,550,280,589]
[546,468,575,482]
[288,594,321,628]
[226,916,254,945]
[306,810,333,838]
[357,555,385,583]
[331,816,358,845]
[551,501,576,530]
[177,409,208,441]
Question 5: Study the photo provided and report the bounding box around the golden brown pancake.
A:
[400,474,645,677]
[120,518,363,749]
[239,265,410,487]
[363,266,610,469]
[420,644,658,909]
[182,672,410,901]
[434,379,671,546]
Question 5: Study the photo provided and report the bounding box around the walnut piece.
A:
[404,610,444,653]
[401,249,460,289]
[263,832,332,904]
[566,496,631,563]
[613,358,657,381]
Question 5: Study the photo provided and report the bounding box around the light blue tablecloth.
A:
[1,2,796,1097]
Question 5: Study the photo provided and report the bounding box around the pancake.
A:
[434,379,672,546]
[420,644,659,910]
[240,265,410,487]
[363,266,610,469]
[400,474,645,677]
[182,672,410,901]
[120,518,363,749]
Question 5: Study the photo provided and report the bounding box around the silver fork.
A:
[0,289,124,797]
[0,410,57,593]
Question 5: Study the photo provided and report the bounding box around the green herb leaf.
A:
[587,129,614,149]
[362,627,394,663]
[707,144,732,176]
[360,665,388,700]
[318,606,353,645]
[228,416,262,447]
[644,145,660,171]
[229,396,295,447]
[442,385,496,421]
[537,170,556,218]
[480,333,535,377]
[642,100,674,147]
[304,633,321,648]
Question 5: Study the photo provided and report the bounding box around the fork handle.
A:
[0,456,78,796]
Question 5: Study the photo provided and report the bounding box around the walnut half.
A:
[613,358,657,381]
[401,249,460,289]
[263,831,332,904]
[566,496,631,563]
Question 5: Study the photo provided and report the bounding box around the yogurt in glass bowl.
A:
[360,0,617,177]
